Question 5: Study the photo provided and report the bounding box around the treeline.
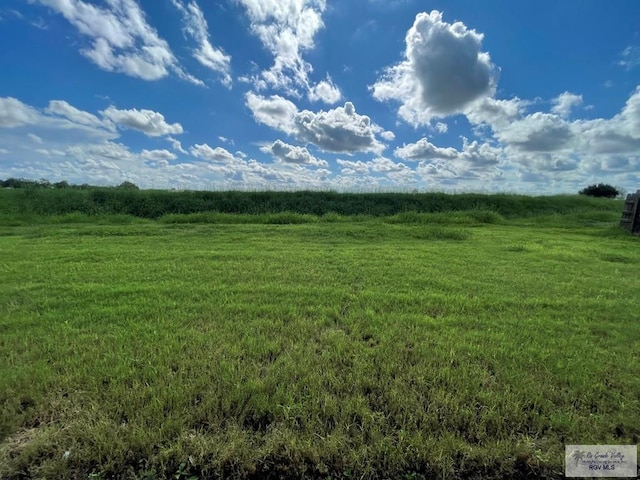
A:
[0,177,139,190]
[0,182,623,219]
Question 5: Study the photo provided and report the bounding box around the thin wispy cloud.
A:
[171,0,232,87]
[35,0,202,84]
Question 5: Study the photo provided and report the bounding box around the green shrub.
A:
[117,181,139,190]
[579,183,620,198]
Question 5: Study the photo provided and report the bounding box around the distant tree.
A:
[579,183,620,198]
[53,180,70,189]
[2,178,36,188]
[117,181,139,190]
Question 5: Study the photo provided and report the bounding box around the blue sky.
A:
[1,0,639,193]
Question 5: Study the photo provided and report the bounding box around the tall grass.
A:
[0,188,623,220]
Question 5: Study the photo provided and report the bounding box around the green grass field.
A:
[1,207,639,479]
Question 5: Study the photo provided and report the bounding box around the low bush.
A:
[578,183,620,198]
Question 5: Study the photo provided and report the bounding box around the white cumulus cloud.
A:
[190,144,238,162]
[46,100,110,129]
[466,97,528,132]
[263,139,328,167]
[308,75,342,104]
[101,106,183,137]
[371,10,497,125]
[167,136,188,154]
[551,92,583,118]
[395,138,458,161]
[246,95,388,154]
[294,102,386,154]
[245,92,298,134]
[457,139,502,167]
[140,149,177,161]
[0,97,118,146]
[369,157,411,173]
[396,137,502,169]
[337,159,370,175]
[381,130,396,141]
[496,113,573,152]
[0,97,40,127]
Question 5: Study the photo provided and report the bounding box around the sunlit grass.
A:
[1,214,638,479]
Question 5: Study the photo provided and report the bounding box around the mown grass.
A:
[0,209,638,479]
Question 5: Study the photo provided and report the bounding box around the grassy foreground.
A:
[1,210,639,479]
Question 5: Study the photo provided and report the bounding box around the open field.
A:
[1,199,639,479]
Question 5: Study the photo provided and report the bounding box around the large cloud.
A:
[371,10,497,125]
[0,97,40,127]
[369,157,410,173]
[396,137,502,169]
[67,141,135,163]
[470,87,640,160]
[170,0,231,86]
[245,93,298,133]
[335,157,415,183]
[101,106,183,137]
[457,139,502,167]
[395,138,458,161]
[414,142,506,187]
[463,87,640,180]
[189,144,238,162]
[294,102,385,154]
[370,158,418,184]
[246,95,387,154]
[572,87,640,154]
[617,85,640,137]
[466,97,528,132]
[263,140,328,167]
[236,0,326,93]
[337,159,370,175]
[496,113,573,152]
[45,100,111,129]
[0,96,116,144]
[140,149,177,162]
[35,0,201,84]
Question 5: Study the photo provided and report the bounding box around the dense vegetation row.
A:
[0,186,623,219]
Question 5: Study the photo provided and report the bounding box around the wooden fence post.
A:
[620,190,640,234]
